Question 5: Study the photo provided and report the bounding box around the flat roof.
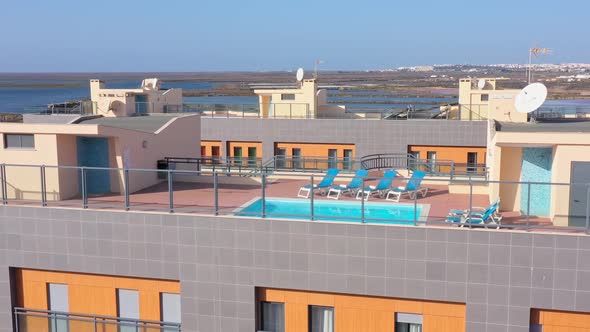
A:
[497,121,590,133]
[78,115,179,133]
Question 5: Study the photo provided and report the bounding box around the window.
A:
[292,148,302,169]
[426,151,437,172]
[467,152,478,174]
[309,306,334,332]
[481,94,489,102]
[233,146,243,165]
[327,149,338,169]
[4,134,34,149]
[409,151,420,170]
[261,302,285,332]
[395,313,422,332]
[48,283,69,332]
[343,149,353,170]
[161,293,181,331]
[211,146,220,164]
[275,148,287,169]
[281,94,295,101]
[117,289,139,332]
[248,147,257,166]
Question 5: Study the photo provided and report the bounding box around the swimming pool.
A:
[235,198,428,225]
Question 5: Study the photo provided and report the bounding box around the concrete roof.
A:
[78,115,179,133]
[496,121,590,133]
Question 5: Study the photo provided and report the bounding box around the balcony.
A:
[14,307,181,332]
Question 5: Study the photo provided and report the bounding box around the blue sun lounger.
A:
[297,168,340,198]
[385,170,428,202]
[445,201,501,228]
[355,169,398,201]
[327,169,369,200]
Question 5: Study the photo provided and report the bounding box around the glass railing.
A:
[23,101,96,115]
[1,162,589,233]
[14,307,181,332]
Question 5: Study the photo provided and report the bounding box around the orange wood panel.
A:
[227,141,263,158]
[532,309,590,331]
[275,142,355,159]
[258,288,465,332]
[408,145,486,164]
[15,269,179,322]
[201,140,222,157]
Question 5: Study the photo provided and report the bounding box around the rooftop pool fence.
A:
[0,163,589,233]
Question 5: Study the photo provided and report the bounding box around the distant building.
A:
[458,78,524,122]
[90,78,183,117]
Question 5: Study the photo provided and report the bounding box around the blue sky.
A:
[0,0,588,72]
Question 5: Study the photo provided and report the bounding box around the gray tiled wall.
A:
[1,206,589,332]
[201,119,488,160]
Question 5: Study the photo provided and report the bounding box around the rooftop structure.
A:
[90,78,183,116]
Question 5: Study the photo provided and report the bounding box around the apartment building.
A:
[1,78,590,332]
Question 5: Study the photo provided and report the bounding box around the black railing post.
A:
[168,169,174,213]
[413,187,418,226]
[81,167,88,209]
[40,165,47,207]
[14,309,19,332]
[586,184,590,234]
[526,182,531,230]
[261,173,266,218]
[361,177,365,223]
[310,174,315,221]
[468,179,473,228]
[214,171,219,216]
[124,169,130,211]
[1,164,7,204]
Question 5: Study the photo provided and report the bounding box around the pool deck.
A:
[26,176,559,232]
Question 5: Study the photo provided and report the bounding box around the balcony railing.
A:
[23,101,97,115]
[14,307,181,332]
[1,162,589,233]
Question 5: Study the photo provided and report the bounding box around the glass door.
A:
[343,149,353,170]
[292,148,302,169]
[276,148,287,169]
[467,152,478,174]
[327,149,338,169]
[248,147,257,166]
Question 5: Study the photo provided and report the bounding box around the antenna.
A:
[514,83,548,114]
[477,79,486,90]
[527,46,553,84]
[296,68,304,82]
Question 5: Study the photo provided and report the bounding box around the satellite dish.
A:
[296,68,304,82]
[477,79,486,90]
[515,83,548,113]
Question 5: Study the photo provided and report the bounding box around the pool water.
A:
[235,198,422,225]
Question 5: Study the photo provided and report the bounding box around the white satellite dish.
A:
[514,83,548,113]
[296,68,304,82]
[477,79,486,90]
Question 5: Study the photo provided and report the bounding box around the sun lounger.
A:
[448,198,501,220]
[297,168,340,198]
[327,169,369,200]
[355,170,398,201]
[445,202,502,228]
[385,171,428,202]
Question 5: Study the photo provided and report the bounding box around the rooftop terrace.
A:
[2,164,578,234]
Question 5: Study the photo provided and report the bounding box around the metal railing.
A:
[164,156,270,175]
[532,104,590,122]
[360,154,487,179]
[14,307,181,332]
[1,162,589,233]
[23,101,96,115]
[268,156,359,172]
